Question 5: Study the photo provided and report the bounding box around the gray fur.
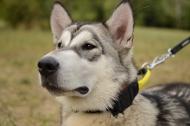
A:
[38,0,190,126]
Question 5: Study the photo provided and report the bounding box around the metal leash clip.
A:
[141,48,173,70]
[138,49,173,89]
[138,36,189,89]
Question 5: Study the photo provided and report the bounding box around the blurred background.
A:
[0,0,190,125]
[0,0,190,29]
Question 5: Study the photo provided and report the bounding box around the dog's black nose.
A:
[38,56,59,77]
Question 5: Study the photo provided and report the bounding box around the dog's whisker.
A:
[134,6,149,15]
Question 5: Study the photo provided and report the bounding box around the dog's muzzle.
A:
[37,56,89,95]
[38,56,59,77]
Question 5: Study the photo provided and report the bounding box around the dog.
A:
[37,0,190,126]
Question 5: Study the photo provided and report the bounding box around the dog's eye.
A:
[57,42,62,49]
[82,43,96,50]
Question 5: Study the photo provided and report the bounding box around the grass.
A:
[0,29,60,126]
[0,27,189,125]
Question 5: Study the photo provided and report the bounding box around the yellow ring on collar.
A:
[138,69,151,89]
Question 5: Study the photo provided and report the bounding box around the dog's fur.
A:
[38,0,190,126]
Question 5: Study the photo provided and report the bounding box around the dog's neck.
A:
[60,93,158,126]
[73,79,139,117]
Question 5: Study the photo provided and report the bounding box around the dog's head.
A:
[38,0,136,112]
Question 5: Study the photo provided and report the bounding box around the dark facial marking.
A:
[57,42,62,49]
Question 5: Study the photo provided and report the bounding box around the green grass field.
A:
[0,27,189,126]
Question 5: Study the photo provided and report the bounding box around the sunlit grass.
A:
[0,27,189,125]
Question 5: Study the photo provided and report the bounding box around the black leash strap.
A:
[170,37,190,55]
[140,36,190,70]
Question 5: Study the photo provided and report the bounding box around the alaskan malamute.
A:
[38,0,190,125]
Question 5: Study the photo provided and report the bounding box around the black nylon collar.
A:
[83,79,139,116]
[110,79,139,116]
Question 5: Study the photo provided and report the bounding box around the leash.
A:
[81,37,189,117]
[111,36,190,116]
[138,36,190,89]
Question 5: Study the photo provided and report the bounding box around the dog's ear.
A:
[106,1,134,52]
[50,1,72,43]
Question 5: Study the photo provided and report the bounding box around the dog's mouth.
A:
[75,86,89,94]
[44,84,64,93]
[43,84,89,95]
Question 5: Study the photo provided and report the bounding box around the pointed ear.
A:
[106,1,134,52]
[50,1,72,43]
